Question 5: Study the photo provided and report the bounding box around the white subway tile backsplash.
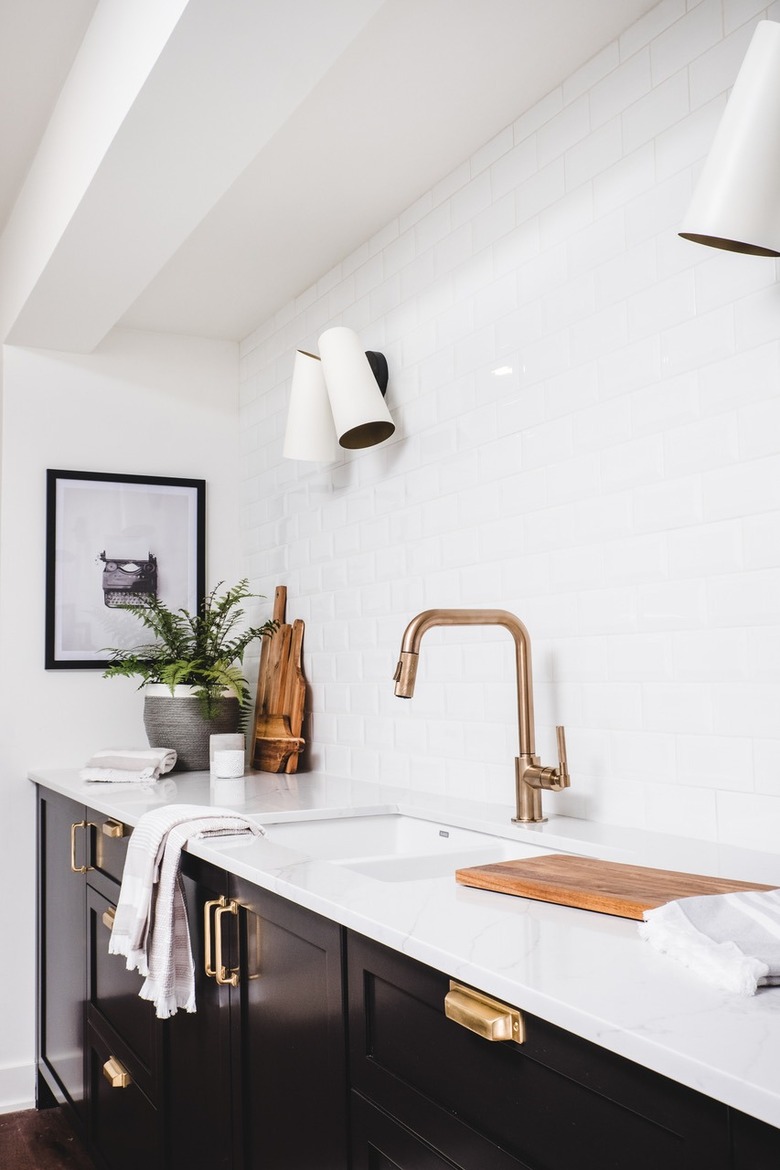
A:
[656,93,728,182]
[717,790,780,852]
[563,42,621,104]
[753,737,780,796]
[537,95,591,166]
[734,282,780,350]
[650,0,724,85]
[743,511,780,570]
[619,0,687,59]
[565,118,623,189]
[689,17,759,107]
[622,70,689,153]
[471,125,513,177]
[724,0,769,33]
[239,4,780,847]
[590,48,652,128]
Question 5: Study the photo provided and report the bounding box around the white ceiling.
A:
[1,0,659,349]
[0,0,98,229]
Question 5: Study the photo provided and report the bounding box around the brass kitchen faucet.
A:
[393,609,570,823]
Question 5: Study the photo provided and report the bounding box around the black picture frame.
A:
[45,469,205,670]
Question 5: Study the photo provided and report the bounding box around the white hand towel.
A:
[80,748,177,783]
[109,804,264,1018]
[639,888,780,995]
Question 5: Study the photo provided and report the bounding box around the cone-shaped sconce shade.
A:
[318,326,395,450]
[680,21,780,256]
[282,349,338,462]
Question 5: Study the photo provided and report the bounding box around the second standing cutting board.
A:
[251,585,306,773]
[455,854,776,920]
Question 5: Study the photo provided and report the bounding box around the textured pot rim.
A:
[144,684,236,699]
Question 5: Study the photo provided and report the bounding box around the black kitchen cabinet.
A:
[37,784,780,1170]
[348,931,735,1170]
[168,850,348,1170]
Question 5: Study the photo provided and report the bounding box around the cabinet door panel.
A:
[230,874,348,1170]
[37,789,88,1116]
[167,853,234,1170]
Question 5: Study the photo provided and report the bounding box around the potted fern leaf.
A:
[103,579,277,771]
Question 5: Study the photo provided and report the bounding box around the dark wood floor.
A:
[0,1108,96,1170]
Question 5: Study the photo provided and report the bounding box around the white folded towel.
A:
[109,804,264,1018]
[639,888,780,995]
[80,748,177,783]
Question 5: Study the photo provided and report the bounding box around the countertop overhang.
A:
[30,766,780,1129]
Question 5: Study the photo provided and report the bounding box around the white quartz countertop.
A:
[31,766,780,1129]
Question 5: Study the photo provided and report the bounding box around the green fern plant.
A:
[103,580,277,725]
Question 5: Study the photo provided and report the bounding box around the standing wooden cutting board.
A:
[251,585,306,773]
[455,854,776,920]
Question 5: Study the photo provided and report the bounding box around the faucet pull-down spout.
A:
[393,608,570,824]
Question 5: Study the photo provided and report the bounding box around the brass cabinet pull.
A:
[214,899,240,987]
[204,895,240,985]
[203,896,224,979]
[69,821,95,873]
[102,1057,132,1089]
[102,907,116,931]
[101,818,126,839]
[444,981,524,1043]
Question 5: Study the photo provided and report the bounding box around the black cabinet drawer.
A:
[86,1020,163,1170]
[351,1093,477,1170]
[87,886,158,1081]
[348,933,730,1170]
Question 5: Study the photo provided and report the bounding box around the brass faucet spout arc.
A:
[393,608,570,824]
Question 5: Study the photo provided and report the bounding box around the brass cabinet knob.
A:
[101,907,116,931]
[102,1057,132,1088]
[101,819,127,839]
[444,981,524,1043]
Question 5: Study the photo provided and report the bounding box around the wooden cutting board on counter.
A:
[455,854,776,920]
[251,585,306,774]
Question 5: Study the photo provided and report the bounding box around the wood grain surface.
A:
[455,854,776,919]
[251,585,306,773]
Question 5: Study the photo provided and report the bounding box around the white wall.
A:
[0,327,240,1110]
[240,0,780,853]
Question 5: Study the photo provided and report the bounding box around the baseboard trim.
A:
[0,1063,35,1114]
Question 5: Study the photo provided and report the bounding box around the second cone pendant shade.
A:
[679,20,780,256]
[318,326,395,450]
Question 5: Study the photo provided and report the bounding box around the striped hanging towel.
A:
[109,804,264,1018]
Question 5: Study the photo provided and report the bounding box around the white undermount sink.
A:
[264,813,554,882]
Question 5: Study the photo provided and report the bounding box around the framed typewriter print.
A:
[45,469,205,669]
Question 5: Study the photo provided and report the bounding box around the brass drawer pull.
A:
[102,1056,132,1088]
[102,907,116,931]
[101,819,127,839]
[69,821,95,873]
[445,981,524,1043]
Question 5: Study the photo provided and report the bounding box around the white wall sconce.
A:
[282,326,394,461]
[679,20,780,257]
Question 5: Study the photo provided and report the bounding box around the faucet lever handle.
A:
[555,725,570,788]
